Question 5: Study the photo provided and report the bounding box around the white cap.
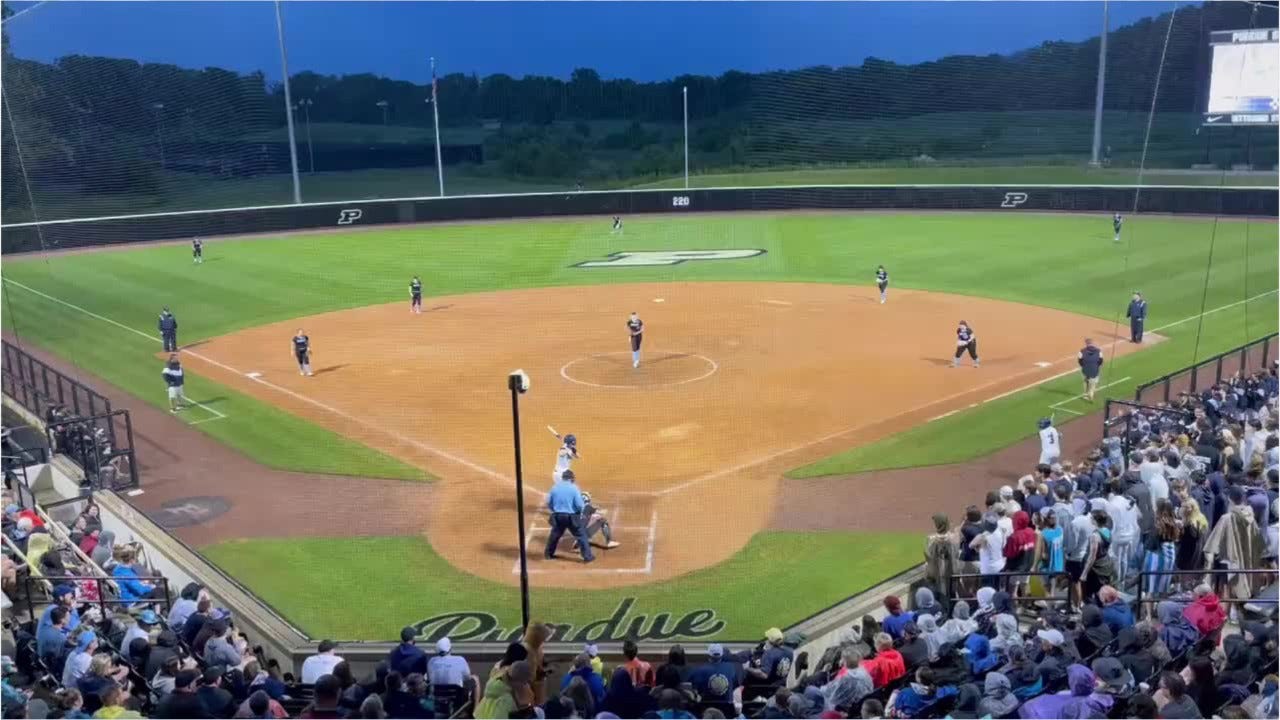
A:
[436,637,452,653]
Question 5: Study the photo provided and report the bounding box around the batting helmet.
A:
[561,469,575,482]
[1037,417,1052,430]
[564,434,577,447]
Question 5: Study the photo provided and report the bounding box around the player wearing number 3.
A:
[1037,417,1062,466]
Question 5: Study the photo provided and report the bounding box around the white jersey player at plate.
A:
[1037,418,1062,466]
[553,434,579,481]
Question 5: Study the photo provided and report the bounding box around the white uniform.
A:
[553,444,575,481]
[1038,426,1061,465]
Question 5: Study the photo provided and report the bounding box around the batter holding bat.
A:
[952,320,979,368]
[627,312,644,368]
[548,427,579,482]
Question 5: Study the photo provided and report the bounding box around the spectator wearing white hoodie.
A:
[1106,478,1143,589]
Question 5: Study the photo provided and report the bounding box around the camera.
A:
[508,369,531,394]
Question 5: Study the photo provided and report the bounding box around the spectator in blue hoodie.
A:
[1098,586,1135,636]
[559,653,605,706]
[388,626,427,675]
[881,595,915,641]
[111,547,156,605]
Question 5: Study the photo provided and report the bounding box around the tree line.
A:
[1,0,1273,219]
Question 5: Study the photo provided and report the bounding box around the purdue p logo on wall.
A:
[337,208,364,225]
[1000,192,1030,208]
[574,250,766,268]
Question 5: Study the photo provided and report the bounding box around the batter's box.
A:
[517,510,657,575]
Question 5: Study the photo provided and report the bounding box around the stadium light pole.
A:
[682,86,689,189]
[376,100,390,126]
[1089,0,1110,167]
[273,0,303,204]
[430,57,445,197]
[507,370,532,631]
[150,103,166,170]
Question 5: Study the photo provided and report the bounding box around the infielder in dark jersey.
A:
[627,312,643,368]
[953,321,979,368]
[292,330,313,376]
[410,276,423,314]
[876,265,889,304]
[192,238,204,264]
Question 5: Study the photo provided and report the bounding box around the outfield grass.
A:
[201,531,922,641]
[2,212,1275,479]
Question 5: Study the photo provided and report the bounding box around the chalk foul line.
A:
[6,279,1276,502]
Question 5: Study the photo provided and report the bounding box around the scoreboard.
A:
[1204,28,1278,127]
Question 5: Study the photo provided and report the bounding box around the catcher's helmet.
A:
[564,434,577,447]
[1037,417,1052,430]
[561,469,575,481]
[581,491,592,504]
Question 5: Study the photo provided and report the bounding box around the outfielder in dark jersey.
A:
[1112,213,1123,243]
[611,216,623,235]
[876,265,889,305]
[627,312,644,368]
[292,330,313,376]
[410,276,423,314]
[953,321,979,368]
[192,237,204,264]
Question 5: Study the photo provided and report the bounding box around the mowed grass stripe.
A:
[3,212,1275,479]
[200,531,923,641]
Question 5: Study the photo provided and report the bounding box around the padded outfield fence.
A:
[1133,332,1278,404]
[1,184,1275,253]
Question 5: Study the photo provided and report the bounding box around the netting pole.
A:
[273,0,303,204]
[1089,0,1110,166]
[683,86,690,188]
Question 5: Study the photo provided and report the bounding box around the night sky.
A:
[4,1,1180,82]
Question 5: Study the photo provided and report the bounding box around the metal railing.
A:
[1134,568,1278,614]
[1101,399,1195,460]
[2,340,113,420]
[1,340,140,489]
[20,574,172,626]
[1134,333,1278,405]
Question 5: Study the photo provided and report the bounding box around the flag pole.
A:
[431,56,445,197]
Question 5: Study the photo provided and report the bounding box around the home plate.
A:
[1035,362,1052,368]
[653,298,665,303]
[246,372,263,379]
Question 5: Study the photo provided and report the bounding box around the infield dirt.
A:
[168,281,1155,588]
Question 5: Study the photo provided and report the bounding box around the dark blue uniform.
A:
[1127,296,1147,343]
[158,310,178,352]
[876,267,889,303]
[410,278,423,312]
[292,334,312,375]
[192,238,203,263]
[628,316,644,368]
[953,324,979,366]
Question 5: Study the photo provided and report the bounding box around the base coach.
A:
[1126,291,1147,343]
[158,307,178,352]
[1078,337,1104,401]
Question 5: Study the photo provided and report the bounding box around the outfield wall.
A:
[2,184,1275,253]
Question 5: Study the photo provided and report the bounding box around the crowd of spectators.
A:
[3,368,1277,720]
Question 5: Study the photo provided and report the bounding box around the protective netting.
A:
[2,1,1275,228]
